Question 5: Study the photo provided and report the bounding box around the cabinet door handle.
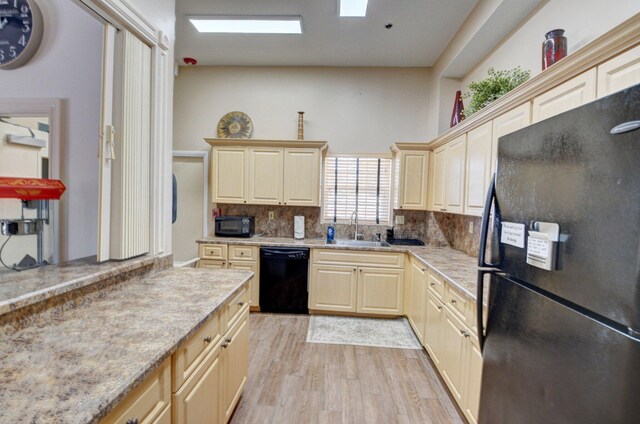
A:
[422,268,426,272]
[430,283,436,287]
[225,337,232,343]
[450,299,457,304]
[353,268,357,272]
[204,336,213,343]
[222,341,229,348]
[238,301,245,307]
[126,419,139,424]
[460,329,470,338]
[437,306,442,311]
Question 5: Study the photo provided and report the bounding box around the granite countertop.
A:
[0,255,158,316]
[0,268,253,424]
[198,236,481,303]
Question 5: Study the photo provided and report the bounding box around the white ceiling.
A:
[175,0,480,67]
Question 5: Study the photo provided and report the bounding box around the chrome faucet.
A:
[350,211,363,240]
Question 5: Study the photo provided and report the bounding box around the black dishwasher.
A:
[259,247,309,314]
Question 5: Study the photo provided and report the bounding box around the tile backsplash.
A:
[215,204,481,257]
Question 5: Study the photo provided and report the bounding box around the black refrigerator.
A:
[476,84,640,424]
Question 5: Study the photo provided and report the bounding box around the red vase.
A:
[450,90,464,127]
[542,29,567,70]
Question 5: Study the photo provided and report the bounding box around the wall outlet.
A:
[395,215,405,225]
[468,221,474,234]
[268,211,275,220]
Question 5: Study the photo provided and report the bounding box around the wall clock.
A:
[0,0,44,70]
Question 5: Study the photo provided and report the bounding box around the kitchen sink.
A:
[326,239,390,247]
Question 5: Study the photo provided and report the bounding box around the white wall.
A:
[0,0,103,261]
[173,66,431,154]
[462,0,640,90]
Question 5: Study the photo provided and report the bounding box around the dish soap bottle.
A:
[327,225,335,243]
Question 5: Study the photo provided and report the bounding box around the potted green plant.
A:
[463,67,531,117]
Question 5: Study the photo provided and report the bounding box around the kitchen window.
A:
[322,156,392,224]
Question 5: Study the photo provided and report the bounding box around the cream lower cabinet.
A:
[423,283,482,424]
[199,244,260,309]
[407,258,428,343]
[424,289,445,369]
[102,284,250,424]
[220,309,250,423]
[309,249,404,316]
[309,264,358,313]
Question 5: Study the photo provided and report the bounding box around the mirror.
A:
[0,98,62,286]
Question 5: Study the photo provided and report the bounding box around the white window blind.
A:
[323,156,392,224]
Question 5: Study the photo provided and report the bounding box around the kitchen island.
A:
[0,265,253,423]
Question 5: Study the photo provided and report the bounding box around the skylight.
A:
[189,16,303,34]
[340,0,369,17]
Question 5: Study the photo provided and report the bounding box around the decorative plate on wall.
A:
[217,111,253,139]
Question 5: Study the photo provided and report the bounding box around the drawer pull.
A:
[450,299,457,304]
[204,336,213,343]
[222,341,229,348]
[126,419,139,424]
[225,337,232,343]
[238,301,245,307]
[437,306,442,311]
[430,283,436,287]
[240,252,244,255]
[460,329,470,338]
[422,268,426,272]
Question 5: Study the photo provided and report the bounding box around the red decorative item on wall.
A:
[0,177,66,200]
[450,90,465,127]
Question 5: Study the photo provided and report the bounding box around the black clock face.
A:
[0,0,42,69]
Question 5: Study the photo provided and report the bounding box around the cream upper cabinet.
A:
[212,147,248,204]
[464,122,493,216]
[430,135,466,214]
[248,147,283,205]
[357,267,404,316]
[430,145,446,211]
[491,102,532,173]
[597,45,640,98]
[283,148,321,206]
[407,258,428,343]
[309,264,358,313]
[444,135,467,214]
[207,139,326,207]
[393,144,430,210]
[532,68,597,123]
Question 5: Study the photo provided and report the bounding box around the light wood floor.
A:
[230,313,465,424]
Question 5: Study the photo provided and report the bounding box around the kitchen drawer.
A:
[445,283,469,325]
[228,245,257,261]
[100,358,171,424]
[225,284,250,331]
[427,270,445,300]
[313,248,404,269]
[197,259,226,269]
[172,310,222,391]
[199,243,227,260]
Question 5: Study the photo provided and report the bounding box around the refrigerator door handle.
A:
[476,268,497,352]
[478,173,500,268]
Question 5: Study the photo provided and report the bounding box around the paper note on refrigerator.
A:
[501,222,525,248]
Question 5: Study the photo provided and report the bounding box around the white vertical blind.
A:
[111,30,151,259]
[323,156,392,224]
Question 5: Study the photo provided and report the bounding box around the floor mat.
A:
[306,315,422,349]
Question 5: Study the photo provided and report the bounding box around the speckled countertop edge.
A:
[0,255,159,317]
[0,268,253,424]
[198,236,481,303]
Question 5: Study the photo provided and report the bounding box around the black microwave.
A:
[215,216,255,237]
